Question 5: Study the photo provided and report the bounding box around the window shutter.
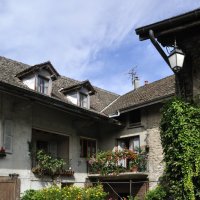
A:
[3,120,13,153]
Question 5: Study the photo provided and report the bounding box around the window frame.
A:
[117,135,140,152]
[80,137,97,158]
[37,75,49,95]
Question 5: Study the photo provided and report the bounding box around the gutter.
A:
[108,110,120,118]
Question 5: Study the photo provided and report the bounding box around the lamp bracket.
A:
[149,30,170,67]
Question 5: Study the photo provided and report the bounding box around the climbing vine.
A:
[160,98,200,200]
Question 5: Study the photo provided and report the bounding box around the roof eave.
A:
[16,61,60,79]
[135,8,200,41]
[119,93,174,114]
[0,81,121,126]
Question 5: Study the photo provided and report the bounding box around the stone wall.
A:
[99,103,165,189]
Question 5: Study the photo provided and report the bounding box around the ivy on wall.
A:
[160,98,200,200]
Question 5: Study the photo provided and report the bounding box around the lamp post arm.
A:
[149,30,171,67]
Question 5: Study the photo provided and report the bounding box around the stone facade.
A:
[100,103,165,189]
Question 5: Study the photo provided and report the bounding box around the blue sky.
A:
[1,1,200,94]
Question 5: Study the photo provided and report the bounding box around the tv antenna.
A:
[128,66,138,85]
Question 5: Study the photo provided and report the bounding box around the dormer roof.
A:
[16,61,60,80]
[60,80,96,95]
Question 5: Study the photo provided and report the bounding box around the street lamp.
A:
[168,41,185,73]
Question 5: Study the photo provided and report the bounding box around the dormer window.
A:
[60,80,95,109]
[37,75,49,95]
[16,62,60,96]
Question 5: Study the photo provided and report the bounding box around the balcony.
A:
[87,148,148,178]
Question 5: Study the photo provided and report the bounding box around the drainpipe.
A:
[149,30,170,67]
[108,110,120,118]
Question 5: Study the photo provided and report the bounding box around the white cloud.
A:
[0,0,200,94]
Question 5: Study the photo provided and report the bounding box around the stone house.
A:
[2,7,200,200]
[0,55,176,199]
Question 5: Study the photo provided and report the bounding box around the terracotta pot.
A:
[131,166,138,172]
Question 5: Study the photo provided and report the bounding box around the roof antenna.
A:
[128,66,139,90]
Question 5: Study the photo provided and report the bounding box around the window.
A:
[80,138,96,158]
[32,129,69,168]
[79,93,88,108]
[117,136,140,168]
[3,120,13,153]
[37,75,49,94]
[129,109,141,127]
[36,140,57,157]
[117,136,140,152]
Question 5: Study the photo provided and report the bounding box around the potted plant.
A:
[129,157,139,172]
[0,147,6,158]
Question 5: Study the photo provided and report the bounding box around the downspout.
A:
[149,30,170,67]
[108,110,120,118]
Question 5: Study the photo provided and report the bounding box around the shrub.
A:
[21,184,107,200]
[145,185,166,200]
[21,190,37,200]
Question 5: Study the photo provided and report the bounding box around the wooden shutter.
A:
[3,120,13,153]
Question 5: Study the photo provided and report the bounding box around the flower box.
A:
[32,167,74,177]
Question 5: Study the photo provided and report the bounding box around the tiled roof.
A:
[0,56,119,114]
[104,75,175,115]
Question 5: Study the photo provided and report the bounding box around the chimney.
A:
[133,76,140,90]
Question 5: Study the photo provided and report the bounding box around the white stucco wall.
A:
[22,75,35,90]
[0,92,98,194]
[66,92,78,105]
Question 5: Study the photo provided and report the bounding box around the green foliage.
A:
[160,98,200,200]
[88,149,137,175]
[21,190,37,200]
[129,147,147,172]
[32,150,66,183]
[145,185,166,200]
[21,185,107,200]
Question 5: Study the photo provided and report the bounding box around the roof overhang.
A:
[119,93,174,114]
[16,61,60,80]
[0,81,121,126]
[60,80,96,95]
[135,8,200,46]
